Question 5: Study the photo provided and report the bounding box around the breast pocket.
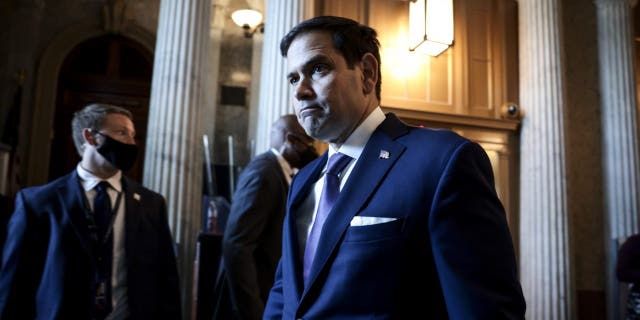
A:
[343,218,405,243]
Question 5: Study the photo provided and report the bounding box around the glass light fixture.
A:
[409,0,454,56]
[231,9,264,38]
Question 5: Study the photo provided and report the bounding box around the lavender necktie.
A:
[303,152,352,284]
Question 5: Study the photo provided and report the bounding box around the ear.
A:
[284,133,301,152]
[360,53,378,95]
[82,128,98,146]
[285,132,296,144]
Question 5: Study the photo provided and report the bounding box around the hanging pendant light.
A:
[408,0,454,56]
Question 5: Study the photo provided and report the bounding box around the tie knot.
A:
[326,153,352,176]
[95,181,111,193]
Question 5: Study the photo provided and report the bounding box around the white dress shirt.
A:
[271,148,295,185]
[296,107,386,258]
[76,164,129,319]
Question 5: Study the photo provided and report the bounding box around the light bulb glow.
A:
[231,9,263,28]
[408,0,454,57]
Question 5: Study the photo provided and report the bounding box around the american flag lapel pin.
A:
[379,150,390,159]
[133,193,141,201]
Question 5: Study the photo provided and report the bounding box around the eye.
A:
[114,129,135,140]
[288,75,299,85]
[312,64,328,74]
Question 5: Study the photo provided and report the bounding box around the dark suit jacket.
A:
[264,113,526,319]
[617,234,640,286]
[216,151,288,320]
[0,171,181,320]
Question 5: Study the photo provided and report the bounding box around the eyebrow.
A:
[108,126,136,136]
[287,54,333,79]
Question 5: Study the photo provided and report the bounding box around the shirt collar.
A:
[271,148,295,179]
[76,163,122,192]
[328,106,386,160]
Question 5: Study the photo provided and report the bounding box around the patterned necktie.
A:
[303,152,352,284]
[94,181,112,240]
[92,181,113,318]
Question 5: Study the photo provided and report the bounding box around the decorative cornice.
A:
[381,106,520,132]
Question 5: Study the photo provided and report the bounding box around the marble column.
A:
[518,0,573,319]
[248,32,264,157]
[143,0,210,318]
[596,0,640,241]
[202,1,226,142]
[246,0,264,157]
[595,0,640,318]
[253,0,315,154]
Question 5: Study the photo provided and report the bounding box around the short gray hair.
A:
[71,103,132,156]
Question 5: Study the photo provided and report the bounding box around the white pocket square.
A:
[350,216,398,227]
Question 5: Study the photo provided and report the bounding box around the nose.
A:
[294,78,314,101]
[115,135,136,145]
[125,136,137,145]
[118,132,136,145]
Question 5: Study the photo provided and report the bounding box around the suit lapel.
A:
[301,114,408,300]
[285,153,327,299]
[122,178,140,262]
[289,153,326,207]
[266,151,289,187]
[60,171,92,255]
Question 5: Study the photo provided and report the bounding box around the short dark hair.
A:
[280,16,382,100]
[71,103,132,155]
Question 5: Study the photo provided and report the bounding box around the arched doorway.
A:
[49,34,152,182]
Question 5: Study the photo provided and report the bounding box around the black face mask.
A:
[94,131,138,171]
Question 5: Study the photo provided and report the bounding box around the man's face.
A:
[81,112,137,174]
[91,113,136,169]
[286,31,369,145]
[97,113,136,145]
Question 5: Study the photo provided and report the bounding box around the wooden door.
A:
[50,35,152,182]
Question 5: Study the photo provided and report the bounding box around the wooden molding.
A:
[382,105,520,132]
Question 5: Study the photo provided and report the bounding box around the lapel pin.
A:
[379,150,390,159]
[133,193,141,201]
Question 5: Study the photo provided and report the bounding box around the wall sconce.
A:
[231,9,264,38]
[408,0,454,56]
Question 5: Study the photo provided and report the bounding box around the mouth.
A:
[298,104,323,118]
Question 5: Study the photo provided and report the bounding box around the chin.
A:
[304,125,326,141]
[302,119,321,137]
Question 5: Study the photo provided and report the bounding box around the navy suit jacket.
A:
[216,151,289,320]
[0,171,181,320]
[264,113,525,319]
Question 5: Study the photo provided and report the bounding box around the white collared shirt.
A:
[271,148,295,185]
[76,164,129,318]
[296,107,386,257]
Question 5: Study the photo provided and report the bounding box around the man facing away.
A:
[214,114,317,320]
[263,16,526,319]
[0,103,181,319]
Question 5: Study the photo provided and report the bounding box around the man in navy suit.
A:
[263,16,526,319]
[213,114,317,320]
[0,103,181,319]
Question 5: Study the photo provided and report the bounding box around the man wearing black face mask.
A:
[92,130,139,172]
[0,103,181,319]
[212,114,317,320]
